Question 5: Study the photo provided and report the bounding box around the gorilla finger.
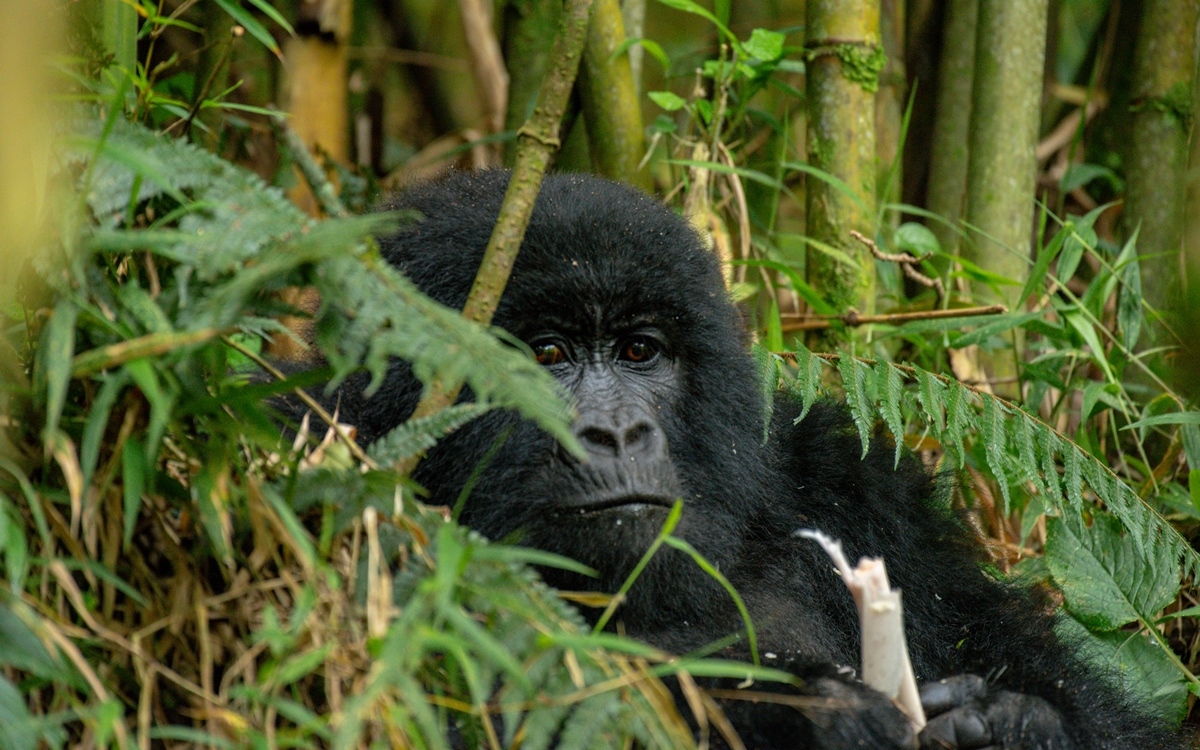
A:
[919,674,988,715]
[918,706,993,749]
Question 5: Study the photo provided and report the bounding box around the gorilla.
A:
[329,170,1179,749]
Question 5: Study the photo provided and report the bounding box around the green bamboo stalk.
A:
[804,0,882,351]
[1122,0,1199,317]
[925,0,978,265]
[620,0,646,94]
[503,0,562,164]
[876,0,905,229]
[963,0,1048,394]
[1177,31,1200,396]
[400,0,595,468]
[577,0,648,190]
[964,0,1048,300]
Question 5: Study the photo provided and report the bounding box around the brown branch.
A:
[850,229,946,305]
[398,0,595,474]
[781,304,1007,332]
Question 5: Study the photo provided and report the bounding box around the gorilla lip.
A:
[557,494,675,515]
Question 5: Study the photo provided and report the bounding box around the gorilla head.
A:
[347,170,770,633]
[328,170,1181,750]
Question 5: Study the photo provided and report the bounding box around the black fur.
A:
[329,170,1180,749]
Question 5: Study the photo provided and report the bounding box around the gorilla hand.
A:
[918,674,1073,750]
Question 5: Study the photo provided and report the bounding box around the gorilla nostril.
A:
[578,426,620,456]
[623,423,655,452]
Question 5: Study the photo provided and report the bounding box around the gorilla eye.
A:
[532,341,567,366]
[620,337,660,364]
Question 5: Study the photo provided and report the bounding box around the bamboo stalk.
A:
[804,0,882,351]
[964,0,1047,302]
[578,0,649,190]
[502,0,562,164]
[925,0,978,264]
[1122,0,1199,318]
[962,0,1049,396]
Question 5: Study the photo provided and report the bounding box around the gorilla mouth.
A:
[557,494,676,515]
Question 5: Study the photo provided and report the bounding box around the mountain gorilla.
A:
[330,171,1178,749]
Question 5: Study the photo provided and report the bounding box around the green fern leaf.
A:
[791,344,823,422]
[1014,414,1045,496]
[837,355,873,458]
[915,369,945,436]
[1039,424,1062,504]
[877,364,905,467]
[369,404,493,466]
[1064,445,1084,510]
[982,397,1012,512]
[943,381,974,469]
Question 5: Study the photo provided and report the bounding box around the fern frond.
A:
[780,343,1200,586]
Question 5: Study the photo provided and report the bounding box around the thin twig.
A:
[220,336,378,470]
[399,0,595,474]
[850,229,946,305]
[781,303,1007,332]
[277,120,349,218]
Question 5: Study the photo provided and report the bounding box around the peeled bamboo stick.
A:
[797,529,926,733]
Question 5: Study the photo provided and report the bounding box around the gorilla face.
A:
[350,170,769,626]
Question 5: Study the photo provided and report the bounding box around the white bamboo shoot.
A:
[797,529,926,733]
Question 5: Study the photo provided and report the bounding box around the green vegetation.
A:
[1,0,1198,746]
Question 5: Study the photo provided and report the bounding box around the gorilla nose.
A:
[575,417,662,461]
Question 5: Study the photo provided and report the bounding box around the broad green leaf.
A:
[0,677,38,750]
[1058,615,1188,725]
[894,222,939,258]
[1122,411,1200,431]
[950,311,1043,349]
[781,161,870,215]
[738,257,837,315]
[1065,312,1115,383]
[608,38,670,72]
[653,0,739,47]
[647,90,686,112]
[1045,514,1179,631]
[743,28,785,61]
[0,605,72,683]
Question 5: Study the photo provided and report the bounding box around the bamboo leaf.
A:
[121,438,146,548]
[35,300,78,439]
